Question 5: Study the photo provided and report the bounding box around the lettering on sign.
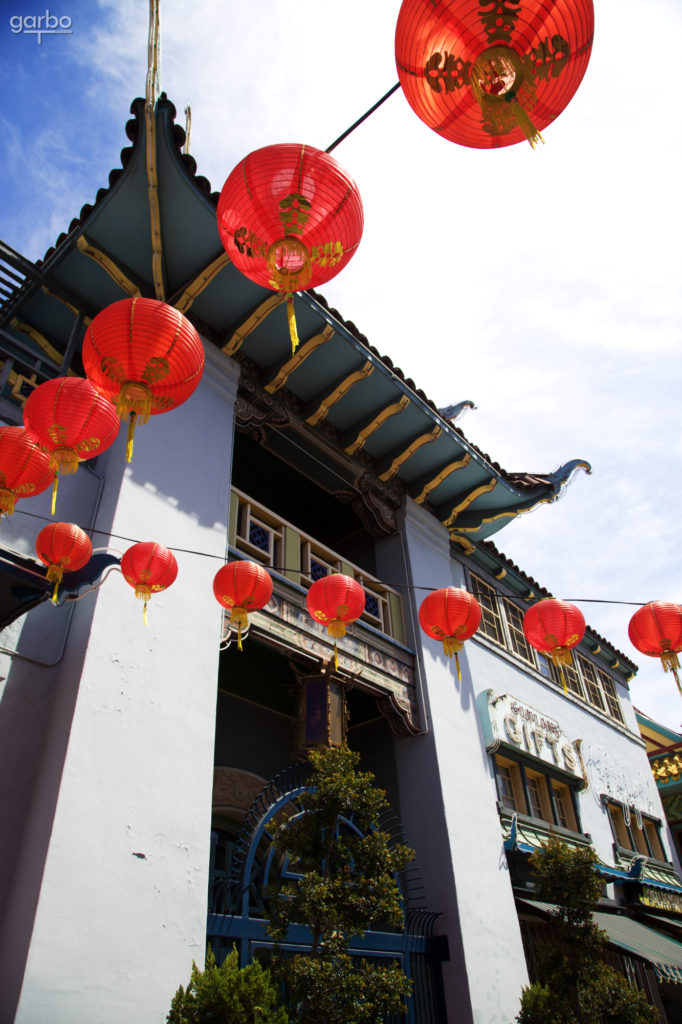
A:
[640,886,682,915]
[480,690,583,779]
[585,744,657,818]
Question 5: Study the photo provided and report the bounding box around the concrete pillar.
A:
[5,346,239,1024]
[395,499,529,1024]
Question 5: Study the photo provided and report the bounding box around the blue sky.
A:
[2,0,682,728]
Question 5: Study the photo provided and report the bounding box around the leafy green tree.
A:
[167,946,288,1024]
[265,745,414,1024]
[517,836,656,1024]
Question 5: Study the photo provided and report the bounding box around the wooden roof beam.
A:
[265,324,335,394]
[378,426,442,482]
[75,235,146,298]
[222,293,287,356]
[411,453,472,504]
[342,395,409,456]
[305,361,373,426]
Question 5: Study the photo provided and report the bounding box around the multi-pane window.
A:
[469,573,624,725]
[597,668,625,724]
[471,575,505,644]
[495,756,581,833]
[606,802,666,860]
[502,598,536,664]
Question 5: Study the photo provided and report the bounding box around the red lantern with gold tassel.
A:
[419,587,481,680]
[120,541,178,624]
[306,573,365,670]
[0,426,54,518]
[629,602,682,697]
[523,598,585,694]
[82,298,204,462]
[217,144,364,353]
[24,377,120,514]
[395,0,594,149]
[213,560,273,651]
[36,522,92,604]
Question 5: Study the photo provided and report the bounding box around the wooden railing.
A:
[229,487,405,644]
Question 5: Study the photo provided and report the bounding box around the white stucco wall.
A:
[395,499,529,1024]
[7,345,239,1024]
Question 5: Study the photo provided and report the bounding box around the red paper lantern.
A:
[523,598,585,693]
[419,587,481,679]
[306,573,366,669]
[0,426,54,517]
[217,144,364,350]
[213,560,273,650]
[24,376,120,513]
[82,298,205,461]
[395,0,594,148]
[120,541,178,624]
[629,602,682,696]
[36,521,92,603]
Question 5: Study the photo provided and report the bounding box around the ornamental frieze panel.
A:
[234,377,290,440]
[245,589,421,736]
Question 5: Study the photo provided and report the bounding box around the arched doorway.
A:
[207,762,447,1023]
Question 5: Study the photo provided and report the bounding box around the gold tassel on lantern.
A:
[286,294,300,355]
[117,382,153,463]
[470,47,543,148]
[46,564,64,605]
[550,647,574,696]
[328,619,347,672]
[230,606,249,652]
[134,583,152,626]
[442,637,465,682]
[661,650,682,695]
[0,488,15,517]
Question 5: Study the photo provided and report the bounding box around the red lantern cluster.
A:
[395,0,594,148]
[629,602,682,696]
[0,426,54,518]
[523,598,585,694]
[82,297,205,461]
[217,144,364,351]
[213,560,273,649]
[36,521,92,603]
[24,376,120,513]
[419,586,481,679]
[121,541,178,624]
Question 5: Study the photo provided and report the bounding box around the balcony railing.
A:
[229,487,405,645]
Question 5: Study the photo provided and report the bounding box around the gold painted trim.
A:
[450,535,476,555]
[265,325,335,394]
[345,395,409,455]
[442,477,497,528]
[144,0,164,300]
[76,236,141,297]
[451,494,555,533]
[223,293,288,356]
[495,568,507,580]
[174,252,232,314]
[39,286,92,325]
[592,644,602,655]
[379,426,442,482]
[413,452,471,503]
[10,319,74,373]
[306,361,373,426]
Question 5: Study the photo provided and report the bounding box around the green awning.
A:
[517,900,682,984]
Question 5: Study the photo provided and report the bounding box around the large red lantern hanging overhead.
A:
[419,587,481,680]
[213,560,273,650]
[0,426,54,518]
[82,297,205,462]
[628,602,682,696]
[120,541,178,624]
[217,144,364,352]
[36,522,92,603]
[523,598,585,694]
[306,573,366,670]
[24,377,120,514]
[395,0,594,148]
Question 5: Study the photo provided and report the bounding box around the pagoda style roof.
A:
[0,96,590,544]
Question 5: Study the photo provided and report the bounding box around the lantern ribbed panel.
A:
[36,522,93,574]
[24,377,120,470]
[418,587,481,642]
[395,0,594,148]
[628,602,682,658]
[523,598,585,654]
[217,144,364,291]
[0,426,54,514]
[121,541,178,595]
[213,561,273,612]
[82,298,205,416]
[306,574,366,631]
